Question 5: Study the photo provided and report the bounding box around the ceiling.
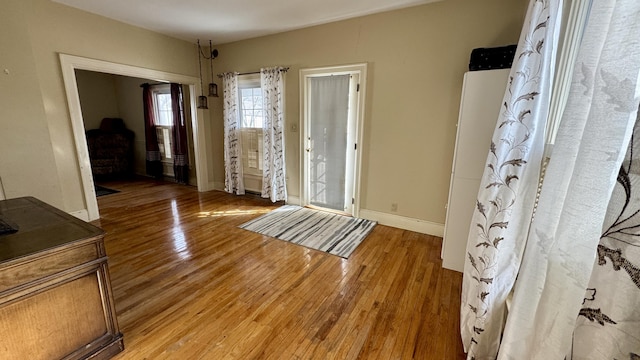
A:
[53,0,441,44]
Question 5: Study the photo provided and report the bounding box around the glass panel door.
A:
[307,75,350,211]
[301,63,366,217]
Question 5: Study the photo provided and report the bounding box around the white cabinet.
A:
[442,69,510,272]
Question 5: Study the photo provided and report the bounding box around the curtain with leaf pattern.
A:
[461,0,640,358]
[502,0,640,357]
[222,72,244,195]
[260,67,287,202]
[573,107,640,359]
[460,0,562,357]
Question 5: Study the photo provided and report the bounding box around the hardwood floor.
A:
[92,178,466,360]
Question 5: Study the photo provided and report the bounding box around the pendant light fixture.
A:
[208,40,219,98]
[196,39,208,109]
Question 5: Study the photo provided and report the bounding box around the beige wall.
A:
[0,0,63,206]
[114,75,147,176]
[75,70,149,176]
[0,0,198,213]
[212,0,527,224]
[1,0,526,226]
[75,70,121,131]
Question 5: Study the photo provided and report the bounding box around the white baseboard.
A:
[70,209,90,222]
[358,209,444,237]
[286,195,301,205]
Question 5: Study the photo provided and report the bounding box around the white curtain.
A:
[460,0,562,357]
[222,72,245,195]
[461,0,640,358]
[501,0,640,357]
[260,67,287,202]
[308,75,350,211]
[572,109,640,359]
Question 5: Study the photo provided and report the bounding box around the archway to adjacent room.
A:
[60,54,211,221]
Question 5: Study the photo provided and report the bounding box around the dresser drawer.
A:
[0,239,101,293]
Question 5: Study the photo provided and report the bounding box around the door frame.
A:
[59,54,212,221]
[299,63,367,217]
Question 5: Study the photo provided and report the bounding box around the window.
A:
[154,92,174,127]
[238,75,263,129]
[156,127,172,160]
[238,75,264,188]
[240,87,264,128]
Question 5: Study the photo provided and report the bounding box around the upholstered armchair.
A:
[86,118,135,178]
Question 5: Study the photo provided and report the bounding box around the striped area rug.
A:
[239,205,377,258]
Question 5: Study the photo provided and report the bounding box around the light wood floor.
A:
[93,178,466,359]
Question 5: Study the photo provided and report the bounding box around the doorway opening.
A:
[60,54,212,221]
[75,71,197,186]
[300,64,367,217]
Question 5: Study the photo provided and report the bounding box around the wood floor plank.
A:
[92,178,467,359]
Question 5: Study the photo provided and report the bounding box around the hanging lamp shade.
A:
[196,39,208,109]
[208,83,219,97]
[197,95,208,109]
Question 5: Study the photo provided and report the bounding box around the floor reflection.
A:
[171,200,191,260]
[197,209,271,217]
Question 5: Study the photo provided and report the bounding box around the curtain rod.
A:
[217,67,290,78]
[139,82,170,88]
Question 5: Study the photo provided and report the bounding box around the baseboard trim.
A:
[359,209,444,237]
[70,209,90,221]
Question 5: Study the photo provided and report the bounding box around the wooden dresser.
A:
[0,197,123,359]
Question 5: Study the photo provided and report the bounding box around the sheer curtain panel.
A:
[260,67,287,202]
[308,75,350,210]
[461,0,640,358]
[222,72,244,195]
[460,0,562,357]
[500,0,640,357]
[573,107,640,359]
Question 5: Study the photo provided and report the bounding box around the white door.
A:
[300,64,367,216]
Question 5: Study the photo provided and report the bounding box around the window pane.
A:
[154,93,173,126]
[238,86,264,129]
[242,97,253,112]
[162,127,172,159]
[158,111,171,127]
[253,110,263,128]
[243,112,252,128]
[158,94,170,109]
